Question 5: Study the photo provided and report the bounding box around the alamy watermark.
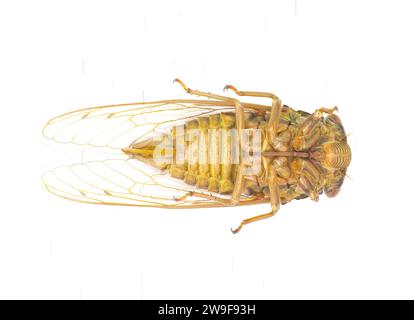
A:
[152,125,263,175]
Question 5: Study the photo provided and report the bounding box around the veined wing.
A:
[43,99,241,150]
[42,158,267,208]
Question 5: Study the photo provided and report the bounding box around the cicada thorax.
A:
[264,107,323,204]
[263,106,352,204]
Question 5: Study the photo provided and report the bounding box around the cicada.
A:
[42,79,351,233]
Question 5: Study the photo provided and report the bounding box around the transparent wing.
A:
[43,99,237,150]
[42,100,266,208]
[42,158,266,208]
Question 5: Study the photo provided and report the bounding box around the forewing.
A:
[43,99,235,150]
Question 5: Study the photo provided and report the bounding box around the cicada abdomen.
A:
[42,79,351,233]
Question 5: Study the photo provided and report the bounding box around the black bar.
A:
[0,299,406,319]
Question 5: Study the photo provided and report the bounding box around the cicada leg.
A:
[231,165,281,234]
[173,78,246,206]
[174,191,236,205]
[223,85,282,143]
[317,106,338,114]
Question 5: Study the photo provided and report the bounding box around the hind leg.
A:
[231,165,281,234]
[223,84,282,143]
[173,79,246,206]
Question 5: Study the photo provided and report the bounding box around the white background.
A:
[0,0,413,299]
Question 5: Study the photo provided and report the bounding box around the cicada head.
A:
[311,113,352,197]
[322,141,352,171]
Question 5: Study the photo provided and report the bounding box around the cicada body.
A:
[42,80,351,233]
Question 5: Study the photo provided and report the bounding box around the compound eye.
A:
[325,114,342,126]
[325,115,347,142]
[324,185,341,198]
[324,172,345,197]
